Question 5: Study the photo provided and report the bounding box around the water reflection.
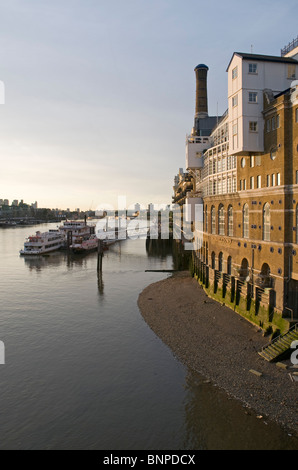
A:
[146,238,191,270]
[97,271,104,296]
[182,369,298,450]
[22,250,100,272]
[22,252,67,272]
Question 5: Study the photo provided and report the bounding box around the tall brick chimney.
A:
[194,64,209,118]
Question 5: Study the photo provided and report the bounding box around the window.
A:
[277,173,281,186]
[296,108,298,123]
[255,155,261,166]
[243,179,246,190]
[296,170,298,184]
[227,155,232,170]
[249,92,258,103]
[222,178,226,194]
[257,175,261,188]
[241,158,246,168]
[228,206,233,237]
[213,180,217,195]
[276,114,280,128]
[211,206,216,234]
[249,63,257,74]
[288,65,296,79]
[263,203,270,241]
[232,95,238,107]
[218,205,225,235]
[266,175,270,187]
[205,205,208,232]
[243,204,249,239]
[250,176,254,189]
[272,174,275,186]
[227,178,231,193]
[249,121,258,132]
[227,256,232,275]
[218,252,223,272]
[267,119,271,133]
[250,156,255,167]
[232,123,238,149]
[222,157,226,172]
[240,179,243,191]
[272,116,276,130]
[232,66,238,79]
[233,177,237,193]
[211,252,215,269]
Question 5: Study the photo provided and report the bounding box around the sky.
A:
[0,0,297,210]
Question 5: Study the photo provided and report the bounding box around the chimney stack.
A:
[194,64,209,118]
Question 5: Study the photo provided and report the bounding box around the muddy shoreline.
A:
[138,272,298,437]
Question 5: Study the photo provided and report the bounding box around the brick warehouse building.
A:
[174,38,298,330]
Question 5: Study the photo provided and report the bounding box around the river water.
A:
[0,223,296,450]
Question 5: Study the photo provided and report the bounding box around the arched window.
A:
[211,206,216,234]
[218,204,225,235]
[263,203,270,241]
[227,256,232,275]
[211,251,215,269]
[205,205,208,233]
[228,205,233,237]
[218,252,223,272]
[240,258,249,280]
[243,204,249,239]
[260,263,271,288]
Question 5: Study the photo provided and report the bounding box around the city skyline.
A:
[0,0,297,210]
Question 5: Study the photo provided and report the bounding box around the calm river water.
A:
[0,223,296,450]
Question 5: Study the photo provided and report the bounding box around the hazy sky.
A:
[0,0,297,210]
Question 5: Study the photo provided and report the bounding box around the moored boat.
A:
[20,230,65,255]
[59,220,96,247]
[70,234,98,254]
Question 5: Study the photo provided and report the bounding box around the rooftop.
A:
[281,36,298,57]
[226,52,298,71]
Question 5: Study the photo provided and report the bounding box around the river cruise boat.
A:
[70,234,98,254]
[59,220,96,246]
[20,230,65,255]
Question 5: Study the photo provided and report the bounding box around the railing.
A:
[260,323,298,352]
[281,36,298,57]
[284,307,295,322]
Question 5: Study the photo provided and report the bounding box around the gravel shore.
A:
[138,272,298,436]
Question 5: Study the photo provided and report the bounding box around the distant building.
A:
[31,201,38,209]
[12,200,18,206]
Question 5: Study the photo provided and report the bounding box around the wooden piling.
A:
[97,239,103,272]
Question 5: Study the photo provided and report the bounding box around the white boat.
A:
[70,234,98,254]
[59,220,96,245]
[20,230,65,255]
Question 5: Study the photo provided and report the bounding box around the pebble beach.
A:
[138,272,298,437]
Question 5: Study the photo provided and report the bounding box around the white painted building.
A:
[227,52,298,155]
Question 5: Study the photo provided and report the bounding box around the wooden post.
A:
[97,239,103,272]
